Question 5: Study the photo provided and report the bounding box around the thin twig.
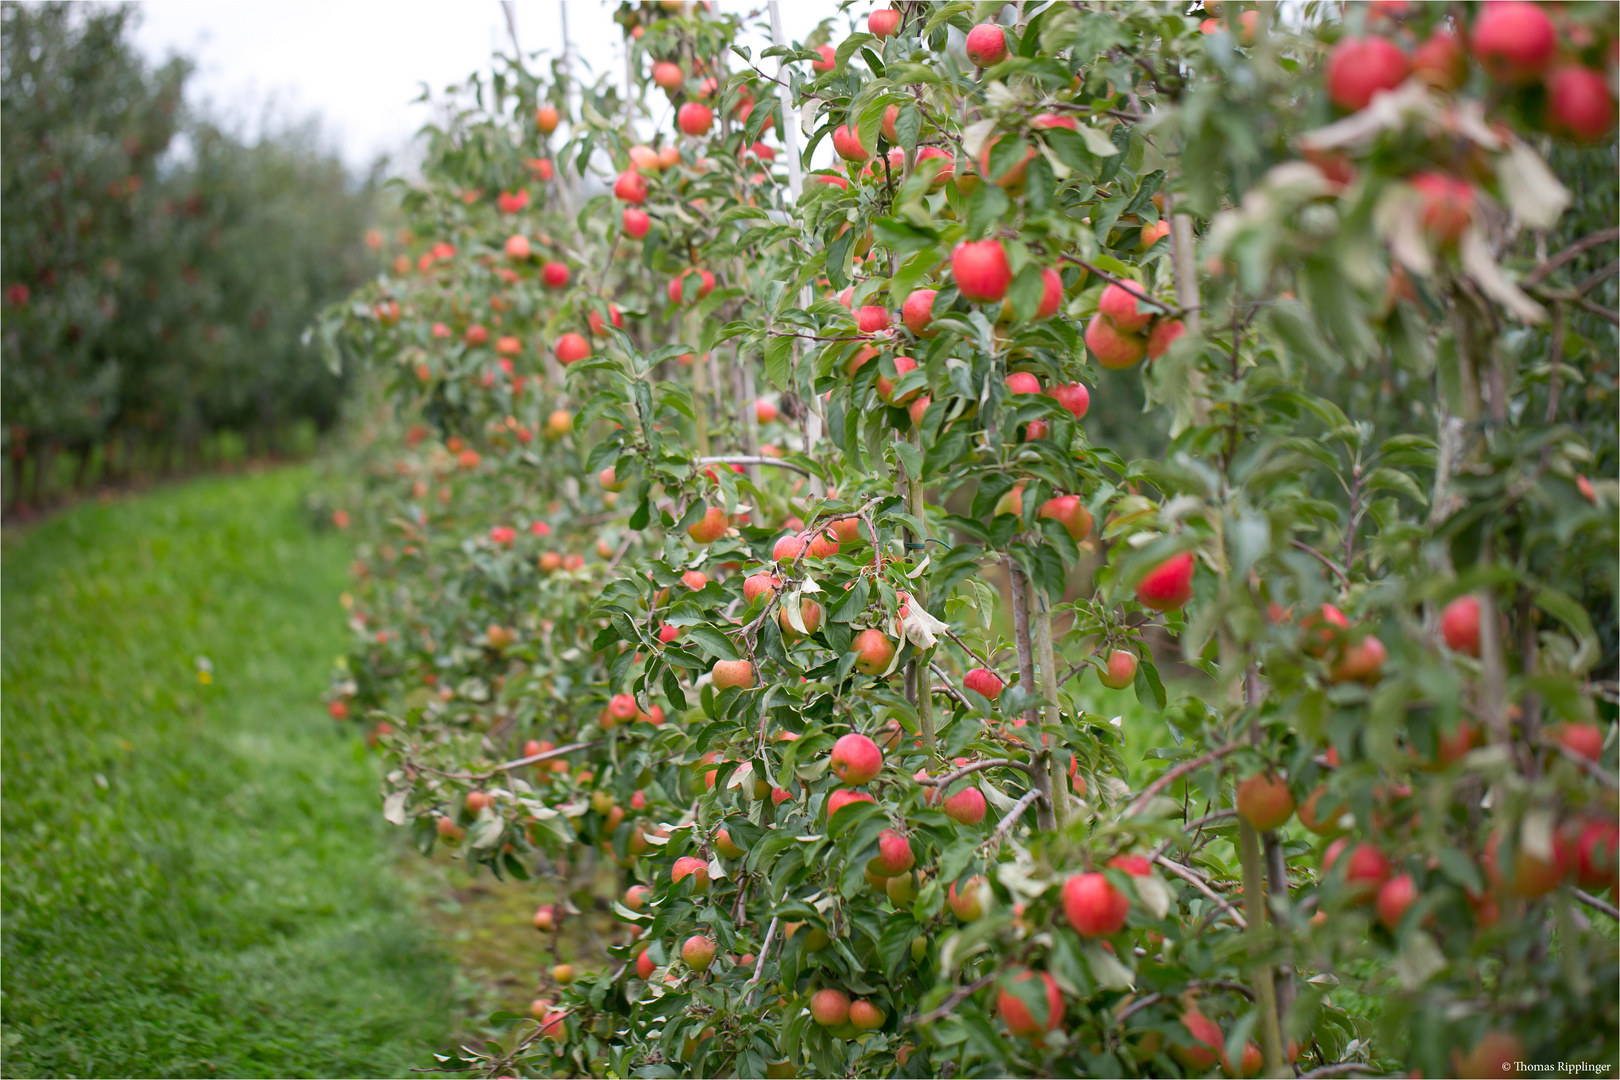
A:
[1057,254,1177,313]
[916,757,1034,787]
[410,740,600,782]
[942,627,995,671]
[698,455,811,476]
[1574,258,1619,295]
[1150,808,1239,859]
[1522,227,1620,287]
[929,661,974,708]
[1575,888,1620,921]
[1115,978,1254,1022]
[907,970,999,1028]
[987,789,1042,851]
[1543,738,1619,790]
[1155,855,1247,930]
[1123,743,1243,817]
[1290,538,1350,587]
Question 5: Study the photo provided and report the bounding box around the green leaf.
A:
[685,625,739,661]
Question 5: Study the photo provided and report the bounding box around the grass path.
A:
[1,467,452,1078]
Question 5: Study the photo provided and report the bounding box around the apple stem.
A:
[1237,820,1285,1077]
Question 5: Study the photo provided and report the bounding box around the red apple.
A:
[1035,267,1065,318]
[855,304,890,333]
[810,44,837,74]
[687,506,728,543]
[1005,371,1041,395]
[772,533,807,561]
[867,829,915,876]
[682,934,716,971]
[1412,30,1467,90]
[623,207,651,237]
[997,969,1062,1036]
[1236,771,1296,830]
[1375,873,1418,929]
[849,998,887,1030]
[652,61,683,90]
[588,304,623,336]
[1107,854,1152,877]
[668,268,717,304]
[810,988,850,1026]
[964,22,1008,67]
[952,240,1012,302]
[943,785,987,825]
[1551,722,1605,762]
[963,668,1004,700]
[1325,36,1409,111]
[832,124,869,163]
[635,948,656,979]
[677,102,714,136]
[830,732,883,784]
[1061,872,1130,936]
[1440,594,1481,655]
[1038,495,1092,541]
[902,288,938,335]
[1097,649,1138,690]
[1085,313,1147,369]
[868,8,900,39]
[624,884,650,911]
[1484,830,1567,898]
[755,399,777,423]
[505,234,531,259]
[948,875,988,920]
[877,355,921,404]
[1454,1032,1526,1080]
[1411,172,1475,245]
[555,332,591,364]
[1136,551,1195,611]
[1146,317,1185,359]
[1330,634,1387,684]
[1097,282,1153,332]
[1470,1,1556,84]
[541,260,569,288]
[778,597,824,640]
[672,855,711,891]
[1572,819,1619,891]
[535,104,560,133]
[1322,839,1391,901]
[1172,1011,1223,1071]
[1047,382,1090,419]
[827,788,875,818]
[711,659,755,690]
[852,629,896,675]
[1547,65,1617,142]
[743,572,781,604]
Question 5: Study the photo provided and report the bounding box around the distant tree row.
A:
[0,2,381,511]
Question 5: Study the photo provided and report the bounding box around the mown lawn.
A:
[1,467,453,1078]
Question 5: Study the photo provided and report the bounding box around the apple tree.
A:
[317,2,1617,1077]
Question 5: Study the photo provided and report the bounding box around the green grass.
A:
[1,467,452,1078]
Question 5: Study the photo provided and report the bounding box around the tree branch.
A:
[1522,227,1620,287]
[1155,855,1247,930]
[698,455,811,476]
[1124,743,1243,817]
[915,757,1034,788]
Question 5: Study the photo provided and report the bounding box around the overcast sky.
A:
[131,1,846,173]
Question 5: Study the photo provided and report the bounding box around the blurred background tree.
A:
[1,2,381,512]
